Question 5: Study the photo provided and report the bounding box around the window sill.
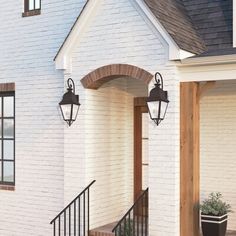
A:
[22,9,41,17]
[0,185,15,191]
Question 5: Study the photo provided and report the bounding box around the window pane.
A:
[0,97,2,117]
[3,140,14,160]
[4,119,14,138]
[0,121,2,139]
[3,96,14,117]
[29,0,34,10]
[3,161,14,182]
[35,0,40,9]
[0,161,2,181]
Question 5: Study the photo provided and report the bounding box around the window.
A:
[23,0,41,17]
[0,92,15,186]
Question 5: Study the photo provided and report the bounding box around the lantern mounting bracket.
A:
[154,72,164,89]
[67,78,75,93]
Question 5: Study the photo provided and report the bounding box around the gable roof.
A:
[55,0,234,67]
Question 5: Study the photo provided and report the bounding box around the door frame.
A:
[134,97,148,201]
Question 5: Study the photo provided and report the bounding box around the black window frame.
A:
[0,92,15,186]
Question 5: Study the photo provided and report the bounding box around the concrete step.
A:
[90,222,116,236]
[90,218,148,236]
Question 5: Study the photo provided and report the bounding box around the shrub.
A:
[200,192,232,216]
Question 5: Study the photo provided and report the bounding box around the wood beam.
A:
[180,82,200,236]
[199,81,216,98]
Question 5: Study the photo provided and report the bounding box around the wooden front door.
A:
[134,97,149,202]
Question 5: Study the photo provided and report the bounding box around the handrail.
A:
[50,180,96,224]
[112,187,149,233]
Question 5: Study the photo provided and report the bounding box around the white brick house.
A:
[0,0,236,236]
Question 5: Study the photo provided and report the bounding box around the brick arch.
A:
[80,64,153,89]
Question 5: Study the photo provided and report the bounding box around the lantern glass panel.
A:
[147,101,160,119]
[72,104,79,120]
[60,104,72,120]
[160,101,168,119]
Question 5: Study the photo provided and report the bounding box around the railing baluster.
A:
[145,193,148,236]
[83,192,86,236]
[87,188,90,236]
[142,196,144,236]
[64,212,66,236]
[78,197,80,236]
[133,206,135,235]
[137,202,139,236]
[69,205,71,236]
[128,213,131,236]
[74,201,76,236]
[53,222,56,236]
[59,216,61,236]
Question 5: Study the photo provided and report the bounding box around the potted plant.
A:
[200,192,232,236]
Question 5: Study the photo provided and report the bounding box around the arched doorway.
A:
[81,64,153,229]
[80,64,153,89]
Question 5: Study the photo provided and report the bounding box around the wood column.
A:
[180,82,200,236]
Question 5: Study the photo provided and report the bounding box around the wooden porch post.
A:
[180,82,200,236]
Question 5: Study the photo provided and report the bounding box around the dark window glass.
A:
[0,92,15,185]
[25,0,41,12]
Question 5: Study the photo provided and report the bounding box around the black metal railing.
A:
[50,180,96,236]
[112,188,149,236]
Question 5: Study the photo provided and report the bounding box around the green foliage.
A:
[200,192,232,216]
[120,220,133,236]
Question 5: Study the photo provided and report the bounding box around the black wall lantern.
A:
[59,78,80,126]
[147,72,169,126]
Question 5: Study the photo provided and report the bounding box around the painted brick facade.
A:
[0,1,86,235]
[200,80,236,230]
[0,0,181,236]
[68,0,181,235]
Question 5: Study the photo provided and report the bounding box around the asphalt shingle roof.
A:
[145,0,233,55]
[144,0,207,54]
[182,0,233,51]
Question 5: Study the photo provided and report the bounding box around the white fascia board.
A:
[234,0,236,47]
[133,0,194,60]
[179,54,236,67]
[55,0,101,70]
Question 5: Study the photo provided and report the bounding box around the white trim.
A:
[179,54,236,67]
[55,0,101,70]
[201,219,227,224]
[133,0,194,60]
[202,214,228,219]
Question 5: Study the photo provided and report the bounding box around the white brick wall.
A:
[200,80,236,230]
[68,0,181,235]
[0,1,86,235]
[0,0,181,235]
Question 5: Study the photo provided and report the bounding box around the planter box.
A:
[201,214,228,236]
